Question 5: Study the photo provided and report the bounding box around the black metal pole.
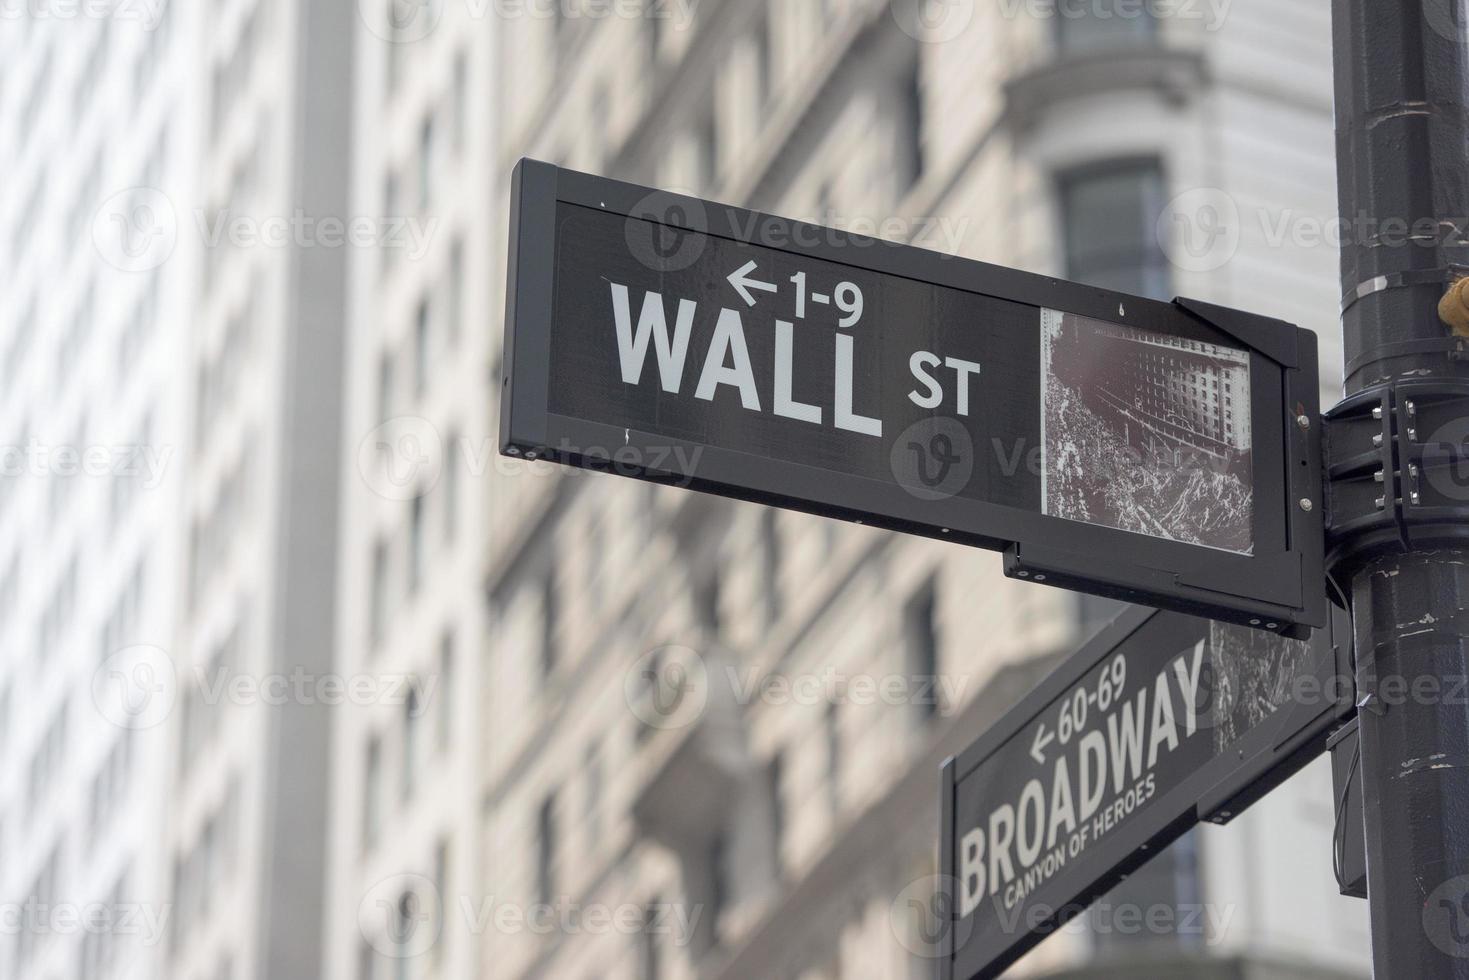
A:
[1332,1,1469,975]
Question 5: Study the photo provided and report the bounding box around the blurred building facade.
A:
[167,2,353,979]
[482,1,1367,979]
[326,4,493,980]
[0,5,187,979]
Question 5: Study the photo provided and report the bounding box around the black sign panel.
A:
[938,603,1354,980]
[500,160,1326,634]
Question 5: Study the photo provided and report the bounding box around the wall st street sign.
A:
[499,160,1326,634]
[938,603,1354,980]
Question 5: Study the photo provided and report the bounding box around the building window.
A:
[903,578,939,722]
[646,6,662,66]
[377,352,394,422]
[447,237,464,348]
[414,298,430,396]
[696,568,721,635]
[386,1,403,95]
[402,686,419,799]
[433,836,450,903]
[585,519,603,610]
[641,895,663,980]
[1060,160,1170,301]
[767,752,785,879]
[17,845,62,968]
[754,10,773,108]
[825,701,841,814]
[709,833,729,929]
[634,647,678,746]
[437,632,454,753]
[442,428,458,543]
[371,539,389,646]
[432,837,450,969]
[536,793,557,907]
[697,110,719,191]
[761,509,781,624]
[82,865,129,977]
[452,49,468,152]
[899,53,924,196]
[584,744,602,844]
[1055,2,1158,55]
[394,892,418,980]
[364,736,382,851]
[409,496,425,594]
[382,173,399,272]
[540,567,558,679]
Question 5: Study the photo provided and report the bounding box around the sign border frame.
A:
[500,158,1327,635]
[937,602,1355,980]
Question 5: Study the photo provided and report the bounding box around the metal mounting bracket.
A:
[1323,379,1469,589]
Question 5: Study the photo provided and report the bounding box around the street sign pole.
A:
[1329,1,1469,974]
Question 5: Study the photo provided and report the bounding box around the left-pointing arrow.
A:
[727,259,778,307]
[1030,723,1055,765]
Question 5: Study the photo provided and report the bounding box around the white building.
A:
[0,4,189,978]
[165,1,352,978]
[0,2,351,979]
[324,4,494,980]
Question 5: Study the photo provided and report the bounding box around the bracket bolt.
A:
[1296,414,1311,430]
[1299,498,1314,512]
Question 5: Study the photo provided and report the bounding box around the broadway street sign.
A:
[938,603,1354,980]
[500,160,1326,635]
